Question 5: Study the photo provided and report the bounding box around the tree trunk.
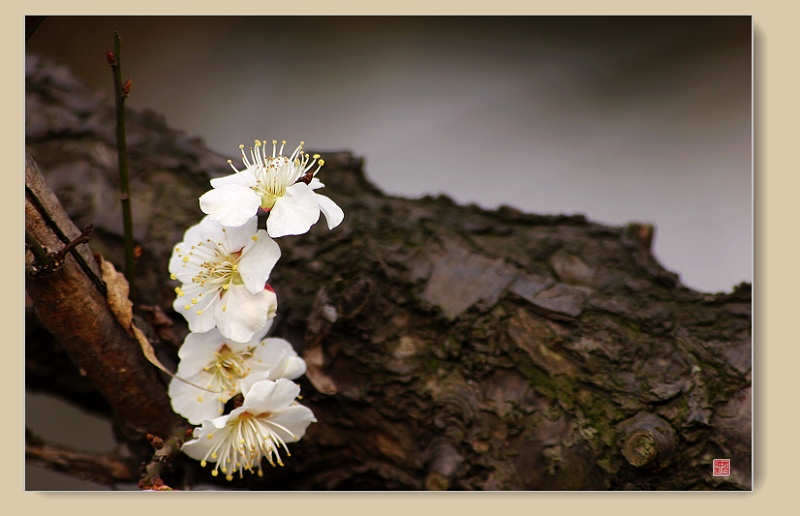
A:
[25,53,751,490]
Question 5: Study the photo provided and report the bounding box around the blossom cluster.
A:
[168,139,342,480]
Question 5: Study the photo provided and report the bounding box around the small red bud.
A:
[138,478,173,491]
[146,433,165,450]
[121,78,132,97]
[106,51,116,65]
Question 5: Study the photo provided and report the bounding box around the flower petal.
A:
[219,216,258,254]
[176,327,268,377]
[180,218,213,250]
[271,355,308,380]
[200,185,262,228]
[266,183,321,237]
[242,377,300,414]
[181,414,232,460]
[252,338,306,380]
[210,168,257,189]
[214,285,271,342]
[168,244,192,278]
[168,376,226,425]
[174,330,228,378]
[172,288,217,334]
[265,403,317,443]
[314,192,344,230]
[168,218,209,277]
[237,230,281,294]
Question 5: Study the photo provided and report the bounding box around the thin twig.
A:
[52,224,94,265]
[138,429,190,490]
[25,224,94,277]
[26,430,135,486]
[25,172,107,295]
[25,229,51,269]
[108,32,136,294]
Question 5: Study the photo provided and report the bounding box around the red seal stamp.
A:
[713,459,731,477]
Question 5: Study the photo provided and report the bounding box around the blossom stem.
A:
[108,32,136,294]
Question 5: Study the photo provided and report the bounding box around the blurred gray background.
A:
[26,16,752,294]
[25,14,751,491]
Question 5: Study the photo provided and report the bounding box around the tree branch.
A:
[25,156,185,445]
[25,431,135,486]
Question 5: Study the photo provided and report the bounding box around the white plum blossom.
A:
[167,134,344,478]
[181,377,316,480]
[169,215,280,342]
[198,139,344,237]
[168,327,307,424]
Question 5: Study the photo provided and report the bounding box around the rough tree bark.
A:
[25,54,751,490]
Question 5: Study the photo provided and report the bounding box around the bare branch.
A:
[25,156,185,444]
[26,433,135,486]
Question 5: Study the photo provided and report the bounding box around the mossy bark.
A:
[25,54,751,490]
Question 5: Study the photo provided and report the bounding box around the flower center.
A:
[172,235,246,316]
[202,409,294,480]
[237,139,324,211]
[203,344,256,394]
[253,156,297,209]
[189,244,243,291]
[195,257,241,287]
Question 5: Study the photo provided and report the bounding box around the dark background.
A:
[26,16,752,294]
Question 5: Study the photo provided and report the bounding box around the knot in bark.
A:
[618,413,677,469]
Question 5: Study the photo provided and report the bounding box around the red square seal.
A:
[713,459,731,477]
